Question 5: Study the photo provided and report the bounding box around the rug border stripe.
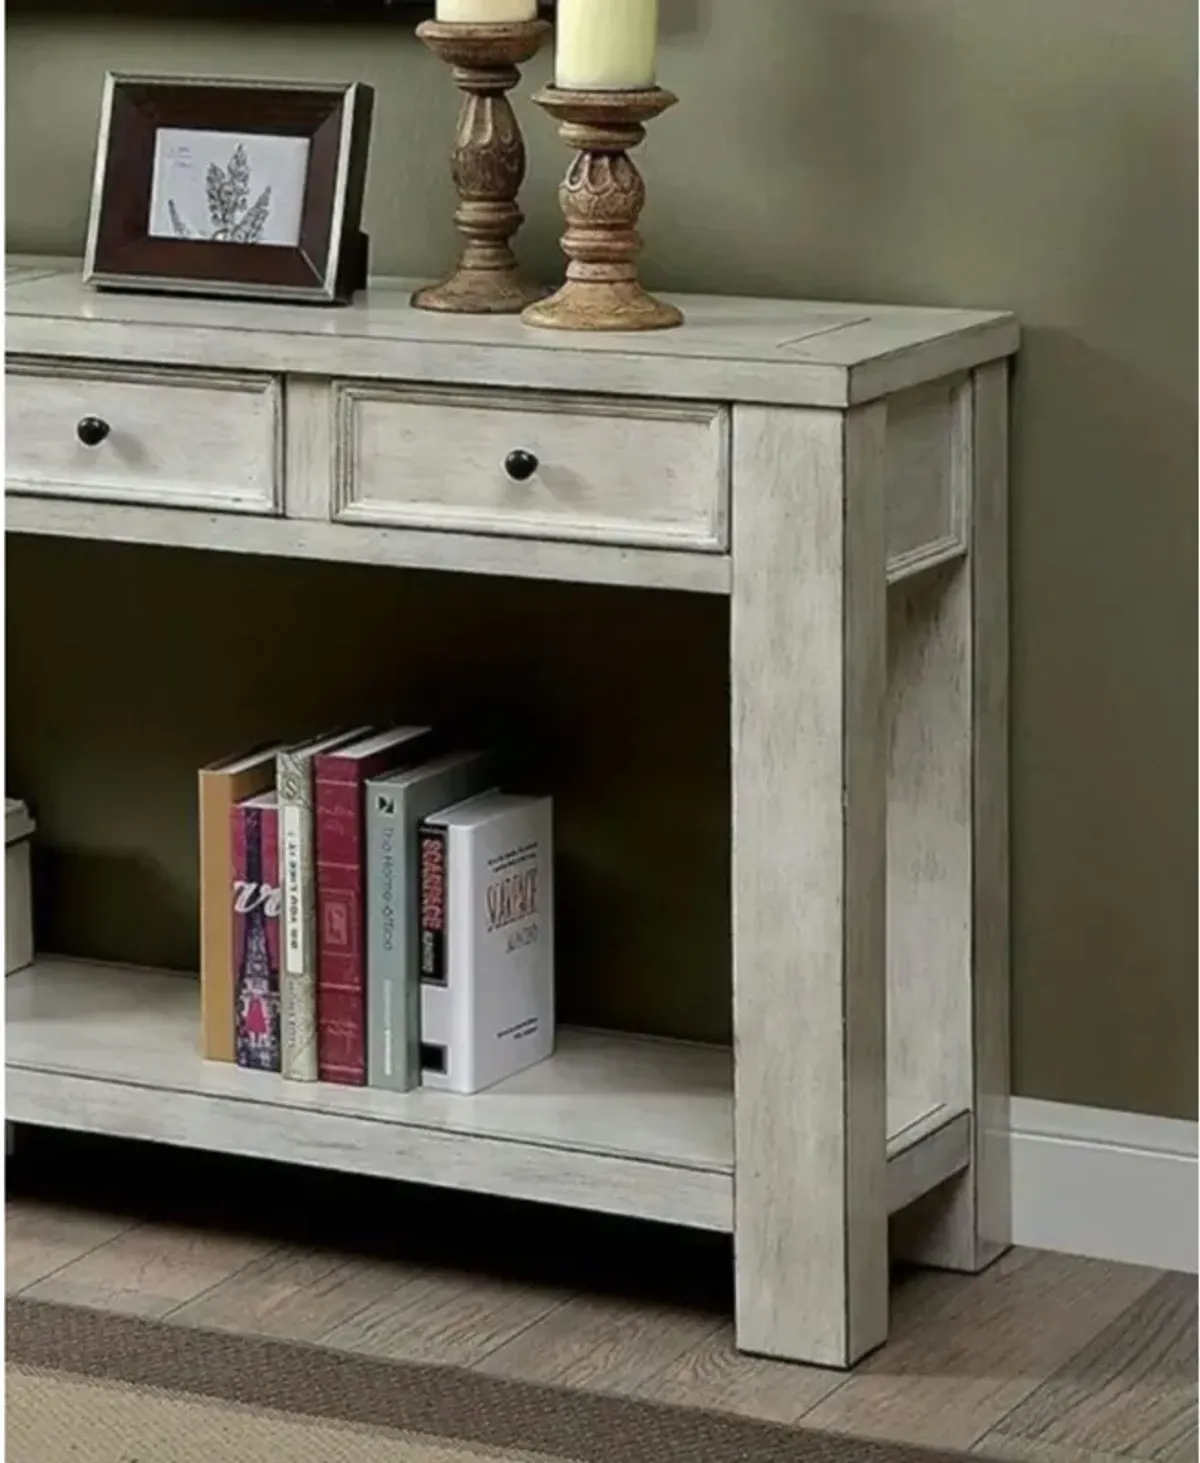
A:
[7,1297,985,1463]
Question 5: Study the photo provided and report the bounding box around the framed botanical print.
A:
[83,73,374,305]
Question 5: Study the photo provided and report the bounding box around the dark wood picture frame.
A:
[83,73,374,305]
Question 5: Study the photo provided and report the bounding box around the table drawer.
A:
[331,383,729,551]
[5,360,283,514]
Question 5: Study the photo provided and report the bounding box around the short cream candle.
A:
[555,0,658,90]
[436,0,537,22]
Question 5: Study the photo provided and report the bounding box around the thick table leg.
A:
[731,403,889,1368]
[890,360,1012,1271]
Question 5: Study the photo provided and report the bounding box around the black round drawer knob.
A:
[76,416,111,448]
[504,449,538,482]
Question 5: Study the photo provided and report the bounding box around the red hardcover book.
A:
[232,792,282,1073]
[315,726,431,1084]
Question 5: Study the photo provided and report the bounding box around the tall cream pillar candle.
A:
[436,0,537,22]
[555,0,658,90]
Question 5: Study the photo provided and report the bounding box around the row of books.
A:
[198,726,554,1096]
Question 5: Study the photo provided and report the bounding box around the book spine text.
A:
[419,824,449,987]
[315,759,368,1084]
[366,790,418,1092]
[277,751,319,1081]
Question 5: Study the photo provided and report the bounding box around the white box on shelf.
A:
[6,799,35,976]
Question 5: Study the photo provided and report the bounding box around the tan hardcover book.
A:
[198,744,284,1062]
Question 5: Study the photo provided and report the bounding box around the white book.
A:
[419,792,554,1095]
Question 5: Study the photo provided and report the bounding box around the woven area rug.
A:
[8,1297,986,1463]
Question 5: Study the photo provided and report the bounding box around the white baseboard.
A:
[1011,1098,1198,1274]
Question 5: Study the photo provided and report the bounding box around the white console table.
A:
[4,255,1017,1369]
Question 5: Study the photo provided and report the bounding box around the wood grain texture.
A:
[980,1272,1197,1463]
[331,382,729,551]
[6,496,731,595]
[172,1238,567,1369]
[8,401,972,588]
[885,562,972,1117]
[6,259,63,286]
[975,1440,1145,1463]
[5,1200,136,1293]
[8,1175,1186,1460]
[319,1269,567,1368]
[637,1251,1027,1426]
[7,958,741,1227]
[7,962,735,1173]
[7,262,1018,409]
[8,960,970,1240]
[892,362,1011,1273]
[283,373,334,521]
[730,402,889,1368]
[883,376,970,580]
[476,1292,723,1395]
[22,1222,269,1318]
[639,1254,1053,1428]
[967,360,1014,1270]
[886,1110,972,1215]
[8,1077,726,1242]
[6,358,282,514]
[802,1248,1162,1454]
[635,1324,845,1423]
[170,1248,416,1340]
[411,20,550,317]
[521,87,684,334]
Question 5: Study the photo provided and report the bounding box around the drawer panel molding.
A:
[883,374,972,582]
[331,382,730,552]
[5,358,283,515]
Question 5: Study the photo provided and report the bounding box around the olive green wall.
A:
[7,2,1196,1117]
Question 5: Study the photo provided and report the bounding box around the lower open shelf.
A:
[6,959,971,1231]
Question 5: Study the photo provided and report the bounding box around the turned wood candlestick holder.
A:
[522,86,682,333]
[412,19,551,314]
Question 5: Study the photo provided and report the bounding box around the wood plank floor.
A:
[6,1128,1195,1461]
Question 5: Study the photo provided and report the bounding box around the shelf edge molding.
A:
[5,496,733,596]
[7,959,970,1231]
[7,1064,735,1232]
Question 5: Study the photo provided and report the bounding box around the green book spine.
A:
[365,751,494,1092]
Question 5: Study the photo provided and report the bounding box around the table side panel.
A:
[967,360,1013,1267]
[883,375,971,582]
[888,362,1012,1272]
